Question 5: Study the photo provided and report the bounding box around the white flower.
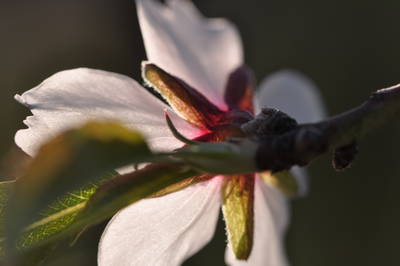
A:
[14,0,325,265]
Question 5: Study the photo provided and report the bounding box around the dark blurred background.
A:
[1,0,400,265]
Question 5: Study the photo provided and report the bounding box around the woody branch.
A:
[254,83,400,172]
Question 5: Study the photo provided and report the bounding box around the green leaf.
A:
[0,181,15,256]
[0,177,115,265]
[18,172,115,250]
[1,172,115,266]
[222,174,255,260]
[11,242,58,266]
[6,122,154,253]
[70,163,198,234]
[11,164,196,264]
[0,181,58,266]
[0,180,14,234]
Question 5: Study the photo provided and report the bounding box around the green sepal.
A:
[222,174,255,260]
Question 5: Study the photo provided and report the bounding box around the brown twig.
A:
[252,84,400,172]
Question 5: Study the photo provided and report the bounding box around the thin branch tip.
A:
[254,83,400,172]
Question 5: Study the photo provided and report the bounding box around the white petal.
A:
[256,70,327,195]
[98,176,223,266]
[226,176,289,266]
[136,0,243,109]
[291,166,308,196]
[255,70,326,123]
[15,68,201,156]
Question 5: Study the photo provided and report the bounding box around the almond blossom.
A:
[14,0,325,265]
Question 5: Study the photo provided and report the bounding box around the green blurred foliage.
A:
[1,0,400,265]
